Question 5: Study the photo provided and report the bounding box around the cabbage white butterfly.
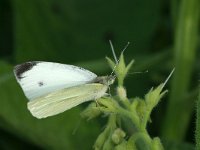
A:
[14,61,115,119]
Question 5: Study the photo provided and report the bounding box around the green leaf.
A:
[145,85,167,108]
[106,57,116,69]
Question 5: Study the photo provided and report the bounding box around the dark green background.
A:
[0,0,199,149]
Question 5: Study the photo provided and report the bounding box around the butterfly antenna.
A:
[161,68,175,89]
[121,41,130,56]
[110,65,117,76]
[109,40,118,64]
[109,41,130,76]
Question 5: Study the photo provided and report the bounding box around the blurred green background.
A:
[0,0,199,149]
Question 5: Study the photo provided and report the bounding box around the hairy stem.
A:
[162,0,200,140]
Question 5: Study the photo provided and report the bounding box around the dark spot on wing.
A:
[14,61,39,80]
[78,66,84,70]
[38,81,44,87]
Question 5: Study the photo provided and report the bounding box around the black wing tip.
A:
[13,61,40,80]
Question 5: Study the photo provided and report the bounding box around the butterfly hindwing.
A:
[27,83,107,118]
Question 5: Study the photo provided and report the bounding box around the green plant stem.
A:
[121,98,131,110]
[117,106,147,134]
[196,89,200,150]
[108,114,117,129]
[141,106,153,131]
[94,114,117,150]
[161,0,200,140]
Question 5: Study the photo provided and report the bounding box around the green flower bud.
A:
[111,128,126,144]
[114,140,128,150]
[81,102,101,120]
[152,137,164,150]
[117,86,127,100]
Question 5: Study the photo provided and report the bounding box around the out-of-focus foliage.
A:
[12,0,161,63]
[196,89,200,150]
[0,0,199,149]
[161,0,200,141]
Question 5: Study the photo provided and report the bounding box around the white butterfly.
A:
[14,61,115,119]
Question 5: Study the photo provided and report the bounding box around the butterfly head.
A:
[94,75,115,86]
[106,75,115,86]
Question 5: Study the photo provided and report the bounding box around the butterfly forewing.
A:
[14,61,97,100]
